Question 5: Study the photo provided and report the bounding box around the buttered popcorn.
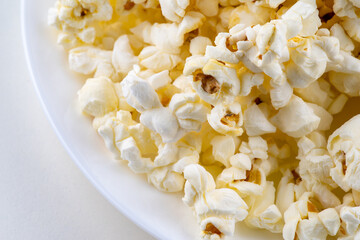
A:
[49,0,360,238]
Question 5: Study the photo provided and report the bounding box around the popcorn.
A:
[294,80,333,109]
[276,170,297,215]
[228,3,275,29]
[245,182,284,233]
[147,166,185,192]
[271,96,320,138]
[210,136,236,168]
[78,77,118,117]
[318,208,341,236]
[330,24,355,52]
[183,164,248,239]
[243,103,276,136]
[297,133,337,189]
[286,36,329,88]
[216,137,269,198]
[112,35,138,75]
[173,75,195,93]
[270,81,293,109]
[207,101,244,136]
[50,0,360,238]
[329,71,360,97]
[158,0,190,22]
[333,0,360,42]
[169,93,209,131]
[191,59,241,105]
[48,0,113,47]
[195,0,219,17]
[120,69,161,113]
[189,36,212,56]
[307,103,333,131]
[94,110,156,172]
[68,46,114,77]
[283,192,340,240]
[140,107,182,143]
[138,46,182,72]
[327,115,360,192]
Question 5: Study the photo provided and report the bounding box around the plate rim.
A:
[20,1,164,239]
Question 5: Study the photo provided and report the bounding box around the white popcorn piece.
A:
[333,0,360,42]
[78,77,118,117]
[294,80,333,109]
[116,136,154,173]
[77,27,96,43]
[133,12,205,55]
[228,3,275,29]
[195,0,219,17]
[218,137,269,197]
[296,212,328,240]
[312,184,341,209]
[216,153,251,187]
[158,0,190,22]
[68,46,114,76]
[207,101,244,136]
[205,33,241,64]
[340,206,360,235]
[297,134,337,190]
[113,83,135,112]
[120,69,161,112]
[239,70,264,97]
[318,208,341,236]
[342,17,360,42]
[112,35,138,75]
[281,0,320,37]
[244,103,276,136]
[270,81,293,109]
[169,93,209,132]
[330,23,355,52]
[138,46,182,72]
[329,71,360,97]
[173,75,195,93]
[146,70,172,90]
[271,96,320,138]
[140,107,182,143]
[286,37,329,88]
[183,164,248,239]
[230,153,252,171]
[147,165,185,193]
[48,0,113,46]
[307,103,333,131]
[327,94,348,115]
[245,181,284,233]
[327,115,360,192]
[95,110,156,172]
[229,166,267,198]
[241,136,269,160]
[183,55,210,76]
[276,170,297,215]
[210,136,236,168]
[192,59,241,105]
[147,132,203,192]
[190,36,213,56]
[282,192,336,240]
[177,11,205,41]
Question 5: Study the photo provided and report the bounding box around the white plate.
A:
[21,1,282,239]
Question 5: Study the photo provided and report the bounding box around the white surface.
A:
[0,1,154,240]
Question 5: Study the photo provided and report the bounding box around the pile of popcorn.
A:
[48,0,360,239]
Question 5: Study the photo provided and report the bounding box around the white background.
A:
[0,1,155,239]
